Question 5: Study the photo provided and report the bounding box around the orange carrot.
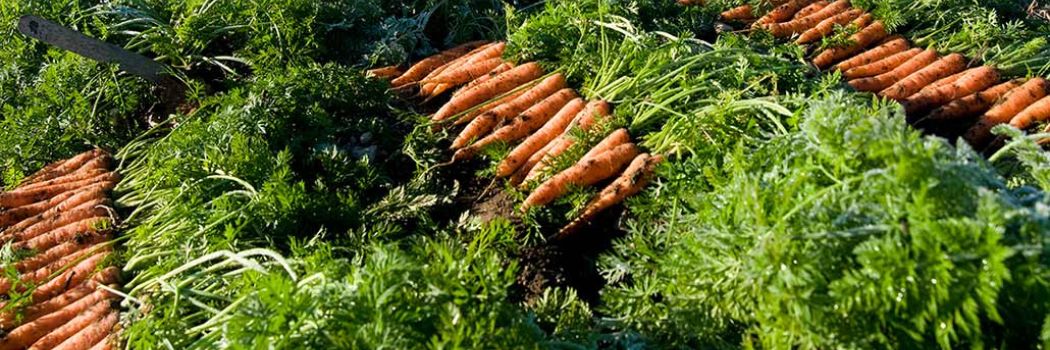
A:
[19,216,112,252]
[391,41,486,88]
[765,0,847,37]
[10,197,110,244]
[366,65,402,80]
[522,143,641,211]
[25,250,109,304]
[557,153,663,238]
[425,58,504,94]
[86,335,115,350]
[432,62,544,122]
[927,79,1022,121]
[1009,95,1050,130]
[812,20,887,69]
[834,36,909,72]
[844,48,921,79]
[796,8,863,44]
[880,53,967,100]
[0,190,79,228]
[453,88,577,161]
[455,73,567,127]
[18,157,111,192]
[0,172,119,209]
[1,183,113,242]
[0,268,119,330]
[791,0,830,20]
[0,286,115,350]
[25,299,111,350]
[848,49,939,92]
[21,150,103,186]
[0,243,103,295]
[453,62,514,98]
[14,233,107,275]
[497,99,585,177]
[965,78,1049,146]
[755,0,816,27]
[521,101,613,184]
[904,66,999,114]
[581,129,631,162]
[52,310,118,350]
[720,5,755,21]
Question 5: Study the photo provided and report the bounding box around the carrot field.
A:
[1,0,1050,348]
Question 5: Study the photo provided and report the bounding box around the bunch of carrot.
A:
[376,42,663,237]
[714,0,1050,150]
[0,149,122,350]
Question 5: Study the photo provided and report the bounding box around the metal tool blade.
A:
[18,15,168,83]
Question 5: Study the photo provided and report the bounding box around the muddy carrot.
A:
[1009,95,1050,130]
[20,150,104,186]
[1,183,113,241]
[880,53,967,100]
[557,153,663,237]
[904,66,999,114]
[812,20,887,69]
[834,36,909,72]
[453,62,514,98]
[766,0,847,37]
[0,190,79,228]
[791,0,830,20]
[755,0,816,27]
[521,101,613,184]
[366,65,402,80]
[927,79,1022,121]
[391,41,486,88]
[796,8,863,44]
[581,129,631,162]
[497,99,586,177]
[432,62,544,122]
[454,89,577,161]
[522,143,641,211]
[844,48,921,79]
[0,172,119,209]
[24,299,112,350]
[52,310,118,350]
[25,250,109,304]
[964,78,1049,146]
[720,5,755,21]
[848,49,939,92]
[0,267,119,330]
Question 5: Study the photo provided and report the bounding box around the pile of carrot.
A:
[375,42,663,237]
[0,149,122,350]
[711,0,1050,150]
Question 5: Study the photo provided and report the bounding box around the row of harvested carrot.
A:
[0,149,121,350]
[370,42,662,237]
[709,0,1050,149]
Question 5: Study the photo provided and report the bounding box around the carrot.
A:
[521,101,613,184]
[965,78,1050,146]
[0,288,114,350]
[834,36,908,72]
[425,57,504,88]
[904,66,999,114]
[765,0,847,37]
[754,0,816,27]
[1009,95,1050,130]
[880,53,967,100]
[0,243,102,295]
[581,129,631,162]
[24,299,112,350]
[391,41,486,88]
[843,48,921,79]
[431,62,544,122]
[0,268,119,330]
[86,335,114,350]
[451,114,501,151]
[366,65,402,80]
[432,42,505,81]
[848,49,939,92]
[0,190,79,228]
[812,20,887,69]
[0,172,119,209]
[21,150,103,186]
[453,88,577,161]
[927,79,1022,121]
[420,43,503,97]
[11,198,112,243]
[52,309,118,350]
[1,183,113,242]
[796,8,863,44]
[19,216,112,253]
[451,88,529,128]
[18,158,111,192]
[522,143,641,211]
[720,5,755,22]
[456,72,567,126]
[557,153,664,238]
[497,99,585,177]
[453,62,513,98]
[14,233,107,275]
[24,250,109,304]
[791,0,829,20]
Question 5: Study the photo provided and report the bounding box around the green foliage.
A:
[601,94,1050,348]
